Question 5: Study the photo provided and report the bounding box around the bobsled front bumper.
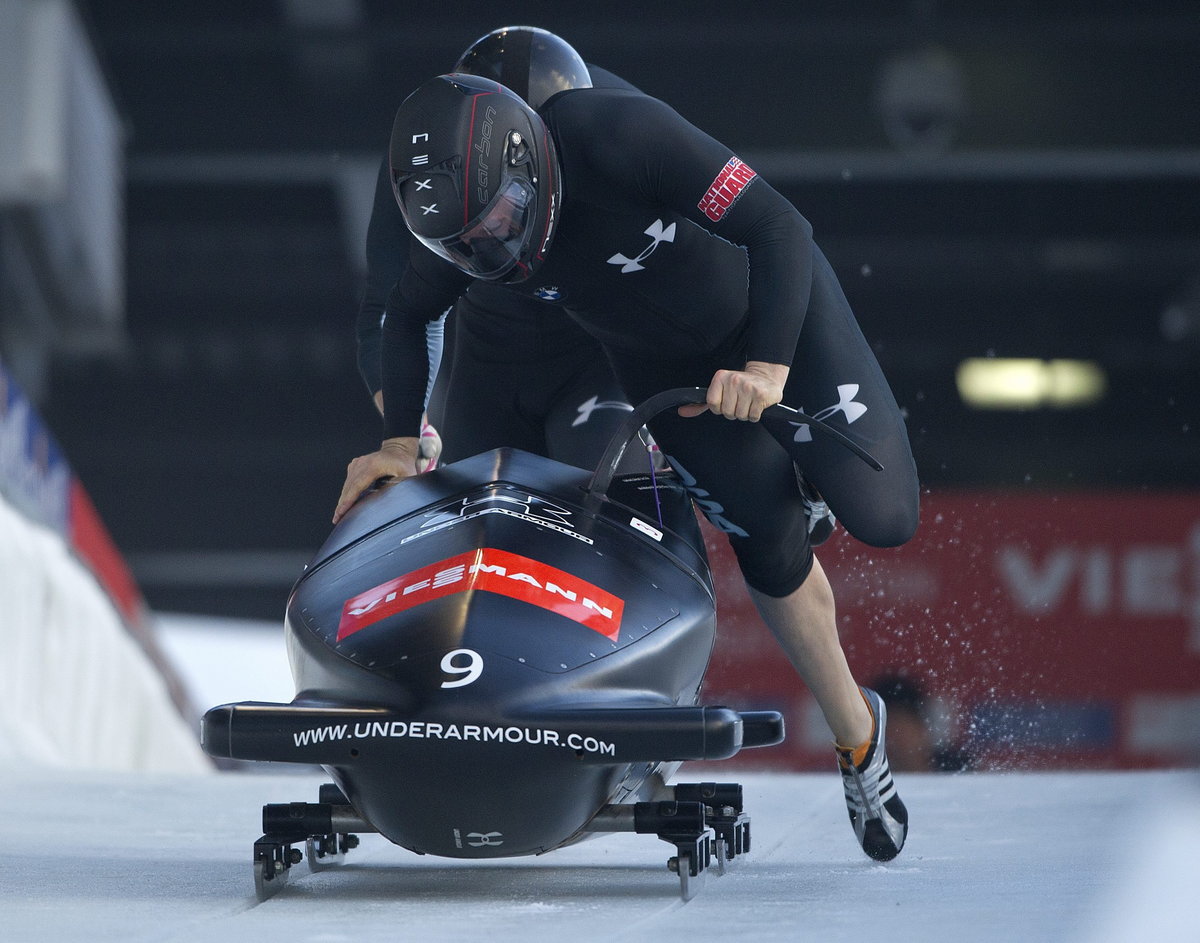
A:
[201,701,784,766]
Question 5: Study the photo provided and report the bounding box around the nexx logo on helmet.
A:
[389,73,562,283]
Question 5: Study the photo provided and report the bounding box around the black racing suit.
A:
[356,68,644,470]
[381,86,920,596]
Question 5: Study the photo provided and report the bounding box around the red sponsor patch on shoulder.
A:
[697,157,757,221]
[336,548,624,642]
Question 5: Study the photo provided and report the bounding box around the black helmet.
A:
[390,73,561,283]
[454,26,592,110]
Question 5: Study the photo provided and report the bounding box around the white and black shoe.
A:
[797,470,836,546]
[836,686,908,861]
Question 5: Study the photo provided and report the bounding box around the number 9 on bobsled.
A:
[201,388,788,901]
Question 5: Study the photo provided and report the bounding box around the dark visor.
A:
[414,178,536,280]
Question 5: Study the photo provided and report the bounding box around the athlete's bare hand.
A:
[333,437,421,524]
[678,361,790,421]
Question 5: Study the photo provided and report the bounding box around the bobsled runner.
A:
[202,388,876,900]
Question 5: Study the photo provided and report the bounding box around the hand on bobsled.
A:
[370,385,441,473]
[417,417,442,473]
[677,360,789,421]
[333,436,421,524]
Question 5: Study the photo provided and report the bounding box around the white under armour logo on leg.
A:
[790,384,868,442]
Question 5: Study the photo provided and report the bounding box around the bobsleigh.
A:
[202,389,798,900]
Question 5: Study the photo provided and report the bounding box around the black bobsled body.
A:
[202,390,788,899]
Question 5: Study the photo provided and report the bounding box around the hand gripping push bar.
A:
[586,386,884,499]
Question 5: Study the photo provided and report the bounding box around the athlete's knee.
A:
[733,539,814,598]
[844,493,919,548]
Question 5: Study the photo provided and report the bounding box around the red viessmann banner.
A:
[338,547,625,642]
[699,490,1200,771]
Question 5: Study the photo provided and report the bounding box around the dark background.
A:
[44,1,1200,618]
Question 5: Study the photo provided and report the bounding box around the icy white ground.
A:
[5,767,1197,943]
[5,616,1192,943]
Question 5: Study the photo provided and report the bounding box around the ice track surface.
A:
[4,766,1196,943]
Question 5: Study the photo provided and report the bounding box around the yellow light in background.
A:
[956,358,1107,409]
[958,358,1044,408]
[1046,359,1107,406]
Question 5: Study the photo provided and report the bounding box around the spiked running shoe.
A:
[797,470,836,546]
[836,686,909,861]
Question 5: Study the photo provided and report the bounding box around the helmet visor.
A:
[415,177,536,280]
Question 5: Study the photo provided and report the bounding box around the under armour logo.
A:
[789,384,868,443]
[421,204,439,215]
[607,219,676,273]
[573,394,634,427]
[414,178,433,191]
[466,831,504,847]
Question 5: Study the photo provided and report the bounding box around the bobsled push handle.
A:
[761,401,884,471]
[586,386,883,498]
[586,387,706,498]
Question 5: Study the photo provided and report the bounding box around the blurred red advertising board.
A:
[699,490,1200,771]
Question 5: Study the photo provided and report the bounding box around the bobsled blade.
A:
[674,847,707,901]
[714,837,728,875]
[252,838,296,901]
[253,857,286,901]
[305,835,344,872]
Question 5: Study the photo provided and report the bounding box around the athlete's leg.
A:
[747,559,872,745]
[609,342,905,859]
[773,245,920,547]
[436,306,548,463]
[542,354,633,468]
[611,372,871,745]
